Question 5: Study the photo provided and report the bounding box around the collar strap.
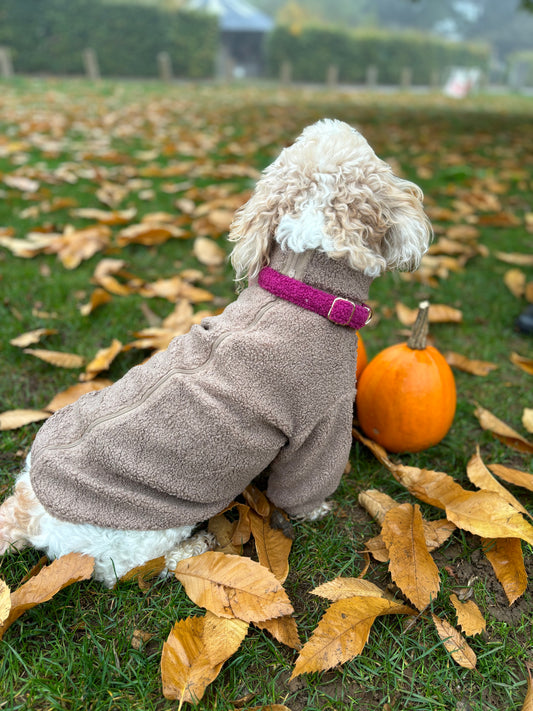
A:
[258,265,372,329]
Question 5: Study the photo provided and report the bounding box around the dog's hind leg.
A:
[0,477,43,555]
[164,530,217,573]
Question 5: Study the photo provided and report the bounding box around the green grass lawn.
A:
[0,78,532,710]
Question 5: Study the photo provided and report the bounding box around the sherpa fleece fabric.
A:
[29,245,373,530]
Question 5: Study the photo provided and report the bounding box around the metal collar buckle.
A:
[327,297,356,326]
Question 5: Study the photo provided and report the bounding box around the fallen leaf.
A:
[449,593,486,636]
[0,580,11,625]
[474,405,533,454]
[193,236,226,266]
[445,351,498,376]
[10,328,58,348]
[495,251,533,267]
[249,510,292,584]
[0,553,94,639]
[481,537,527,605]
[80,339,122,381]
[466,447,530,518]
[23,348,85,369]
[522,666,533,711]
[488,464,533,493]
[253,615,301,650]
[311,577,387,601]
[381,503,440,611]
[45,379,113,412]
[202,611,249,666]
[351,428,396,471]
[131,629,155,650]
[365,518,456,563]
[79,288,113,316]
[242,485,271,517]
[510,353,533,376]
[290,596,416,679]
[358,490,399,524]
[523,409,533,434]
[119,556,166,590]
[503,269,526,298]
[396,302,462,326]
[0,409,51,430]
[174,552,293,623]
[431,614,477,669]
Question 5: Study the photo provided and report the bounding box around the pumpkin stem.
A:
[407,301,430,350]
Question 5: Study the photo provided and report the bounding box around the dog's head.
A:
[229,119,432,282]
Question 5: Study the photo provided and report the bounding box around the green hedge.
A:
[0,0,218,78]
[508,50,533,87]
[266,26,490,85]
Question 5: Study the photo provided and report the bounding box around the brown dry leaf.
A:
[254,615,301,650]
[311,577,386,601]
[23,348,85,369]
[504,269,526,298]
[511,353,533,376]
[0,409,51,430]
[449,593,486,636]
[79,288,113,316]
[242,485,271,517]
[522,666,533,711]
[381,503,440,611]
[365,519,455,563]
[526,282,533,303]
[174,551,293,623]
[358,490,399,525]
[193,236,226,267]
[445,351,498,376]
[392,464,533,545]
[474,405,533,454]
[50,225,111,269]
[431,614,477,669]
[116,222,185,247]
[351,428,396,471]
[131,629,155,650]
[140,276,214,304]
[70,207,137,224]
[249,510,292,584]
[523,409,533,434]
[0,579,11,626]
[202,611,249,666]
[80,339,122,381]
[290,596,416,679]
[0,552,94,639]
[208,513,242,555]
[161,616,224,703]
[495,251,533,267]
[10,328,59,348]
[244,706,292,711]
[488,464,533,493]
[45,379,112,412]
[481,538,527,605]
[395,302,462,326]
[466,447,530,518]
[119,556,166,591]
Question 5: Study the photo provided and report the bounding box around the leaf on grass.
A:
[522,666,533,711]
[395,302,462,326]
[23,348,85,369]
[311,577,386,601]
[351,428,396,471]
[431,614,477,669]
[193,236,226,266]
[381,503,440,611]
[481,538,527,605]
[523,409,533,434]
[495,251,533,267]
[510,353,533,376]
[79,339,122,381]
[244,706,293,711]
[488,464,533,493]
[45,379,113,412]
[119,556,166,591]
[202,611,249,666]
[365,519,456,563]
[0,580,11,625]
[503,269,526,298]
[474,405,533,454]
[0,409,51,430]
[249,510,292,584]
[449,593,486,636]
[0,552,94,639]
[79,288,113,316]
[466,447,530,518]
[358,490,399,524]
[10,328,58,348]
[161,616,224,703]
[174,551,293,623]
[290,596,416,679]
[445,351,498,376]
[393,464,533,545]
[254,615,301,650]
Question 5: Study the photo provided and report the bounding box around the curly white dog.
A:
[0,119,431,587]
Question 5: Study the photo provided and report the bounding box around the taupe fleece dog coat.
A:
[29,244,372,530]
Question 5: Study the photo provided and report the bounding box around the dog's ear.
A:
[380,177,433,273]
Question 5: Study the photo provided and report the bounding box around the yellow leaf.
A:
[193,236,226,266]
[445,351,498,376]
[202,611,249,666]
[0,409,51,430]
[161,616,224,703]
[488,464,533,493]
[79,288,113,316]
[0,579,11,625]
[311,577,386,601]
[381,503,440,611]
[45,379,113,413]
[481,538,527,605]
[290,596,416,679]
[510,353,533,376]
[174,551,293,623]
[358,490,399,524]
[431,614,477,669]
[449,593,486,636]
[119,556,167,590]
[466,447,530,518]
[249,510,292,584]
[495,251,533,267]
[242,485,271,517]
[351,428,396,471]
[80,339,122,381]
[365,518,456,563]
[522,666,533,711]
[474,405,533,454]
[395,302,462,326]
[523,409,533,434]
[0,553,94,639]
[10,328,58,348]
[503,269,526,298]
[116,222,184,247]
[23,348,85,369]
[253,615,301,650]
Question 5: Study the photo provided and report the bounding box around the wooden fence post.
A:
[82,48,100,80]
[0,47,13,78]
[366,65,378,88]
[280,61,292,85]
[326,64,338,88]
[400,67,412,89]
[157,51,173,82]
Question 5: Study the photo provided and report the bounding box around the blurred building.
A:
[187,0,274,77]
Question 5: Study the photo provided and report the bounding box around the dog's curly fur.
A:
[0,119,431,587]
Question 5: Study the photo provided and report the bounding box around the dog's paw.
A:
[164,531,216,572]
[293,501,334,522]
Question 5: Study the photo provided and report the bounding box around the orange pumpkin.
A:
[355,332,368,381]
[355,301,456,453]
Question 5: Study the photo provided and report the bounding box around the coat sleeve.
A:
[265,397,353,517]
